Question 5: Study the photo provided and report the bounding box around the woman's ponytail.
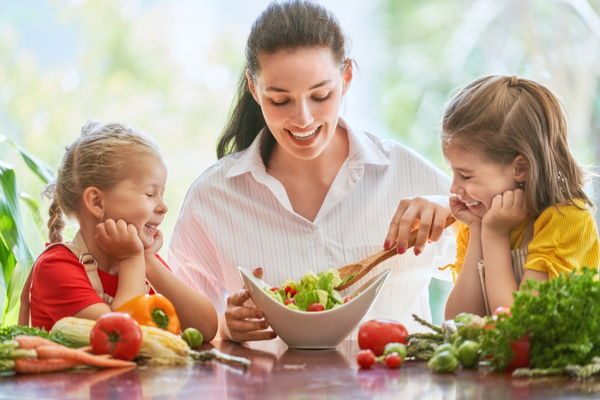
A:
[217,71,270,164]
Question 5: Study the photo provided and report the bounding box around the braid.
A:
[47,198,65,243]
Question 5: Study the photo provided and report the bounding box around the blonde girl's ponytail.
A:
[47,198,65,243]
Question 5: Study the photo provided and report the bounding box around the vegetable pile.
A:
[0,334,136,374]
[265,269,358,312]
[423,267,600,379]
[0,294,250,374]
[482,267,600,372]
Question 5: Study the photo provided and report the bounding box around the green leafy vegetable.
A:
[0,325,49,341]
[481,267,600,370]
[266,270,345,312]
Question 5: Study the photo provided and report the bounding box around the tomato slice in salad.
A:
[307,303,325,312]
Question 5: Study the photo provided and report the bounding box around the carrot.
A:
[77,346,93,353]
[14,358,83,374]
[35,346,136,368]
[14,336,62,350]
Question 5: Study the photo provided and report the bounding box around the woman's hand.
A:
[449,195,481,227]
[95,219,144,261]
[221,268,277,342]
[482,189,528,237]
[384,195,452,255]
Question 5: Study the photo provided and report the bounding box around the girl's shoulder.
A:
[34,244,84,275]
[533,200,598,245]
[536,200,596,227]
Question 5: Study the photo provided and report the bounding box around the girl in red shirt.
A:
[22,121,218,341]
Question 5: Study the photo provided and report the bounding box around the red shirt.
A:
[30,245,171,330]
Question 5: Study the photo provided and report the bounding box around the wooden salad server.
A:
[335,215,457,291]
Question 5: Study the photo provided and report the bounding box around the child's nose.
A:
[157,199,168,214]
[449,178,463,195]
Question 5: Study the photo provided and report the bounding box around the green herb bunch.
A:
[0,325,78,348]
[481,267,600,370]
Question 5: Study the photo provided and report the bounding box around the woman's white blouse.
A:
[168,119,456,334]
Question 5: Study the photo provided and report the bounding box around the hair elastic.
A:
[41,180,57,201]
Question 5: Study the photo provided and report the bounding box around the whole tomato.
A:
[91,312,143,361]
[508,335,530,369]
[485,306,530,369]
[358,319,408,356]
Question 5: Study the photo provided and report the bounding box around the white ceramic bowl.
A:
[238,267,391,349]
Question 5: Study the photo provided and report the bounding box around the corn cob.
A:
[50,317,190,364]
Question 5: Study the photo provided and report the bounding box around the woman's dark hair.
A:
[216,0,349,168]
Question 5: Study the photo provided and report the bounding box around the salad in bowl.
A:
[263,269,358,312]
[238,266,390,349]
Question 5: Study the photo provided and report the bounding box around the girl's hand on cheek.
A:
[482,189,528,236]
[449,195,481,227]
[144,229,163,256]
[96,219,144,261]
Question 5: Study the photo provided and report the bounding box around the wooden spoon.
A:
[335,215,457,291]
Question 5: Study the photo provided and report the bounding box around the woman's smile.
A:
[287,126,321,144]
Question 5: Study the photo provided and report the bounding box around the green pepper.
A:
[182,328,203,349]
[458,340,481,368]
[427,350,459,373]
[433,343,459,359]
[384,342,407,361]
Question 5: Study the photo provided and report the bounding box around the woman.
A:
[168,0,455,342]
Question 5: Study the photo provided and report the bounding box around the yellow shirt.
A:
[445,201,600,282]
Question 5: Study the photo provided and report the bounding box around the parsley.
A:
[0,325,78,348]
[481,267,600,370]
[0,325,49,341]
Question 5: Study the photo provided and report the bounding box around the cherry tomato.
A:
[508,335,531,369]
[307,302,325,312]
[344,296,353,303]
[269,287,280,292]
[284,298,295,306]
[90,312,142,361]
[284,286,297,298]
[385,352,402,369]
[357,349,375,369]
[358,319,409,356]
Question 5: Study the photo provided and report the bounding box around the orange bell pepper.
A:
[116,294,181,335]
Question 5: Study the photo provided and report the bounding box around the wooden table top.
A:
[1,339,599,399]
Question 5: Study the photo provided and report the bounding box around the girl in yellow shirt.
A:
[442,75,599,319]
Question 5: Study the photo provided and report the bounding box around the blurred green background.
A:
[1,0,599,324]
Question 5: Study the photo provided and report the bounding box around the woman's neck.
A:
[266,124,349,222]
